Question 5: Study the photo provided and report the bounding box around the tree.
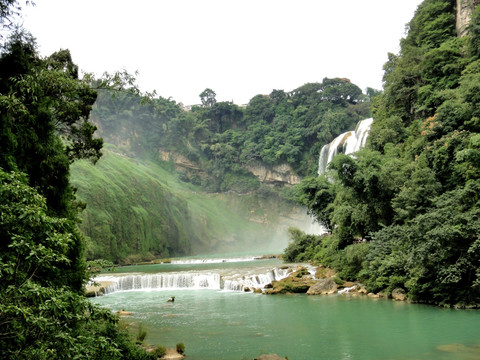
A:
[295,176,334,232]
[0,29,102,216]
[199,87,216,107]
[0,170,155,359]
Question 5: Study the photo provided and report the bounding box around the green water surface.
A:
[92,289,480,360]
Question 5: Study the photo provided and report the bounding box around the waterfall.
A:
[93,266,293,294]
[318,118,373,175]
[222,267,292,291]
[95,272,222,294]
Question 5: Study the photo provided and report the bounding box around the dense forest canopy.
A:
[291,0,480,307]
[91,76,372,193]
[0,1,159,358]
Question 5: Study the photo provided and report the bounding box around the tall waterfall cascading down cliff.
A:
[317,118,373,175]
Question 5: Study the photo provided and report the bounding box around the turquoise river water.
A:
[90,256,480,360]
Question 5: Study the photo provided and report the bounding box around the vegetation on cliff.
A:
[75,50,372,262]
[71,145,296,262]
[90,77,372,193]
[291,0,480,306]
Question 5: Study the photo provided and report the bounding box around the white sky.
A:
[19,0,423,105]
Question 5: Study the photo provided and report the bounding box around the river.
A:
[90,255,480,360]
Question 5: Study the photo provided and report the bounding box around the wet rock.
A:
[85,281,114,297]
[357,285,368,294]
[264,269,316,294]
[315,266,336,279]
[161,347,186,359]
[306,278,338,295]
[341,281,356,288]
[254,354,287,360]
[392,288,407,301]
[117,310,132,316]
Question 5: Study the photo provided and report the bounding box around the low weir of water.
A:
[93,266,295,294]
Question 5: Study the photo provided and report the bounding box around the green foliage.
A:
[283,227,322,263]
[292,0,480,306]
[91,77,370,189]
[0,29,102,217]
[0,4,163,357]
[136,324,148,344]
[71,147,293,262]
[154,346,167,357]
[295,176,334,232]
[176,342,186,354]
[0,170,153,359]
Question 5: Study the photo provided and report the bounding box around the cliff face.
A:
[159,150,202,171]
[245,163,301,186]
[457,0,480,36]
[159,150,301,187]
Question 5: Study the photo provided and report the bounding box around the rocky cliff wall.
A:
[457,0,480,36]
[160,150,301,186]
[245,163,301,186]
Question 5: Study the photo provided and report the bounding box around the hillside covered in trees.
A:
[71,73,373,262]
[0,1,168,358]
[90,77,373,191]
[289,0,480,307]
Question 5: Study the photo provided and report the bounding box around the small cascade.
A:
[318,118,373,175]
[93,267,293,295]
[96,273,222,294]
[222,267,291,291]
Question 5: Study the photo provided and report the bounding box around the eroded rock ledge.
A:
[262,265,406,301]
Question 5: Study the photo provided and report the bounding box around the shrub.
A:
[154,346,167,357]
[176,342,186,354]
[136,324,148,344]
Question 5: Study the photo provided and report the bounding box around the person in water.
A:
[167,296,175,302]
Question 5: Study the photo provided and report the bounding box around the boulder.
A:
[315,266,336,279]
[306,278,338,295]
[392,288,407,301]
[357,285,368,294]
[85,280,114,297]
[117,310,132,316]
[264,268,315,294]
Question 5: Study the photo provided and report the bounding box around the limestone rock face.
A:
[392,288,407,301]
[159,150,201,171]
[457,0,480,37]
[306,278,338,295]
[245,163,300,185]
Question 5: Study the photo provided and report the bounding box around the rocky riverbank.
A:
[263,265,408,301]
[85,281,114,297]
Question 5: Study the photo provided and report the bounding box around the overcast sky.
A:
[19,0,423,105]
